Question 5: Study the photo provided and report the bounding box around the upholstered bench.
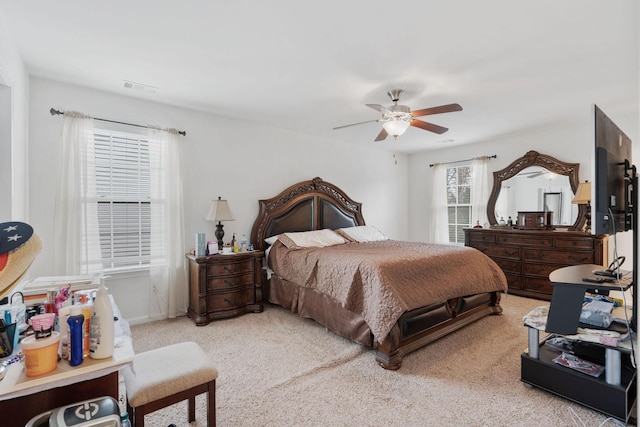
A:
[122,341,218,427]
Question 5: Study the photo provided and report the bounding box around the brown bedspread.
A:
[268,240,507,344]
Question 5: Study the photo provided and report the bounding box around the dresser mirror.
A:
[487,151,587,230]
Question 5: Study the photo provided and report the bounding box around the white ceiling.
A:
[1,1,637,153]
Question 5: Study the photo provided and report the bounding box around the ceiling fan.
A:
[333,89,463,141]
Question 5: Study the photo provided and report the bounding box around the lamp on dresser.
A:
[205,197,235,249]
[572,181,591,233]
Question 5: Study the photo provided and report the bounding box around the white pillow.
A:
[265,235,279,246]
[278,229,347,249]
[337,226,388,243]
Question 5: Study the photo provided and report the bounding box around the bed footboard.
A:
[375,292,503,370]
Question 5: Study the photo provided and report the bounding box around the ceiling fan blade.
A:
[366,104,390,114]
[333,119,380,130]
[410,119,449,134]
[411,103,463,118]
[374,128,388,141]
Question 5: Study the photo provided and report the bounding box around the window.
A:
[84,129,166,273]
[446,165,472,244]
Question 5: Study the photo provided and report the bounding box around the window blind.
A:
[85,129,167,272]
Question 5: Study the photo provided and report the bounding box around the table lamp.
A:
[571,181,591,233]
[205,197,235,249]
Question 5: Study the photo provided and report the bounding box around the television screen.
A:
[593,105,632,235]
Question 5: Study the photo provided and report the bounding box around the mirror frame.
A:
[486,150,587,230]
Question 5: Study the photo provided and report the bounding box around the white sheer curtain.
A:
[471,157,490,227]
[149,129,187,318]
[429,163,449,243]
[52,112,101,275]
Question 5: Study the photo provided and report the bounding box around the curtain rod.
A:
[49,108,186,136]
[429,154,496,167]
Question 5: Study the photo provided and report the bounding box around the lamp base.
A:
[215,222,225,250]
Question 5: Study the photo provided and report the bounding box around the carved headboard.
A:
[250,177,365,251]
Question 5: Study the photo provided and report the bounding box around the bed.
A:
[250,177,508,370]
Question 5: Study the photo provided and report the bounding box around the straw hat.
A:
[0,222,42,300]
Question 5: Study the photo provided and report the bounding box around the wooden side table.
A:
[186,251,264,326]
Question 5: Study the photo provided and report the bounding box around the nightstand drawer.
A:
[207,287,256,311]
[206,259,254,276]
[207,272,254,291]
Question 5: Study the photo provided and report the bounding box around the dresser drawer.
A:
[524,262,566,278]
[207,287,256,311]
[493,258,521,274]
[207,259,254,276]
[523,249,593,265]
[207,272,254,291]
[522,276,554,295]
[505,273,521,290]
[553,238,594,250]
[474,244,521,260]
[468,233,496,244]
[496,234,553,247]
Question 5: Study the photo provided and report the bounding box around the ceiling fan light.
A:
[382,119,410,137]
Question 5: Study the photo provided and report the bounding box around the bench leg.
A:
[188,395,196,422]
[207,380,216,427]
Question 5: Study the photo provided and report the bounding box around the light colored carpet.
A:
[128,294,623,427]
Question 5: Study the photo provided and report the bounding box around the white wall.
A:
[0,14,29,220]
[27,77,409,323]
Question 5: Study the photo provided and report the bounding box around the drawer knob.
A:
[224,297,237,306]
[224,266,236,274]
[224,279,236,287]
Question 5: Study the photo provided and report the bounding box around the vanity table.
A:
[0,296,133,426]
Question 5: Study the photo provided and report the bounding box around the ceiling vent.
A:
[122,80,157,94]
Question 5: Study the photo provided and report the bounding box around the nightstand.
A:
[186,251,264,326]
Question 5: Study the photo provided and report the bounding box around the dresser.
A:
[464,228,607,300]
[186,251,264,326]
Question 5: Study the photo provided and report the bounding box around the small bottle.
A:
[58,306,72,360]
[44,290,56,314]
[507,216,513,227]
[240,234,247,252]
[121,413,132,427]
[499,216,507,226]
[230,233,236,250]
[68,306,84,366]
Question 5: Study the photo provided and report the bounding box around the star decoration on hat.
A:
[0,222,34,255]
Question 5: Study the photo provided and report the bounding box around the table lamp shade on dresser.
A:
[205,197,235,249]
[572,181,591,232]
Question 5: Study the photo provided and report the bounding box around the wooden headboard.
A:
[250,177,365,251]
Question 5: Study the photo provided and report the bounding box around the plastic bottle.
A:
[67,306,84,366]
[121,413,132,427]
[81,301,92,359]
[90,283,115,359]
[240,234,247,252]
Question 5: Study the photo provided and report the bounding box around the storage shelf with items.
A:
[520,265,637,423]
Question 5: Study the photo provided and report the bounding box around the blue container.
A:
[67,310,84,366]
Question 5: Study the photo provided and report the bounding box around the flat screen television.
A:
[593,105,633,235]
[592,104,637,332]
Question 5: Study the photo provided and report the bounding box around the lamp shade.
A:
[382,119,410,137]
[205,197,235,222]
[571,181,591,204]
